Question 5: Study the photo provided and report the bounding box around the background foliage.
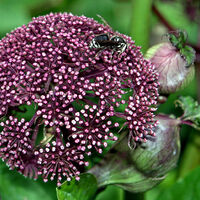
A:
[0,0,199,199]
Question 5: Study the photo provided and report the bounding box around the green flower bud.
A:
[130,115,180,177]
[145,31,195,94]
[89,115,181,192]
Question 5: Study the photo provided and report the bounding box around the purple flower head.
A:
[34,141,87,186]
[0,116,38,179]
[68,104,119,154]
[0,13,159,185]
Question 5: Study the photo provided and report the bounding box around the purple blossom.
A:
[68,104,119,154]
[0,117,38,179]
[0,12,159,185]
[34,141,87,186]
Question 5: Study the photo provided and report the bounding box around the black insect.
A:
[89,33,128,56]
[89,33,110,49]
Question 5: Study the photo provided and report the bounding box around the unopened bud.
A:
[89,115,181,192]
[145,31,195,94]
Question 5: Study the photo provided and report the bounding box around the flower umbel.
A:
[0,13,159,185]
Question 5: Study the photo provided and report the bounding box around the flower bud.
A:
[145,31,195,94]
[89,115,181,192]
[130,115,181,177]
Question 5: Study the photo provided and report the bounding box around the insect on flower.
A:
[89,15,128,57]
[0,12,159,185]
[89,33,128,56]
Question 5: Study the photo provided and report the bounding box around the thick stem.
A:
[181,120,194,126]
[157,114,181,126]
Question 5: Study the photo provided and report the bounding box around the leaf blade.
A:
[56,173,97,200]
[175,96,200,130]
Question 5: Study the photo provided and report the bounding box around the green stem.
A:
[129,0,153,53]
[118,187,125,200]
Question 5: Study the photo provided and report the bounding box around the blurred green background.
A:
[0,0,199,199]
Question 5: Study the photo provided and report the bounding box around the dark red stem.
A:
[152,5,174,31]
[181,120,194,126]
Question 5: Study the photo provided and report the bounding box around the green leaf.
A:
[175,96,200,130]
[180,45,196,67]
[0,160,56,200]
[56,173,97,200]
[169,33,181,49]
[157,167,200,200]
[168,30,196,67]
[168,31,188,50]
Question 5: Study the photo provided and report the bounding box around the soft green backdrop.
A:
[0,0,199,200]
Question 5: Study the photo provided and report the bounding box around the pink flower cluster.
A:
[0,13,159,185]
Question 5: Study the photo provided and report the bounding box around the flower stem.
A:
[152,4,174,31]
[130,0,153,53]
[181,120,194,126]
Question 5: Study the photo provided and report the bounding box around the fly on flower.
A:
[89,15,128,57]
[0,12,159,186]
[89,33,128,57]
